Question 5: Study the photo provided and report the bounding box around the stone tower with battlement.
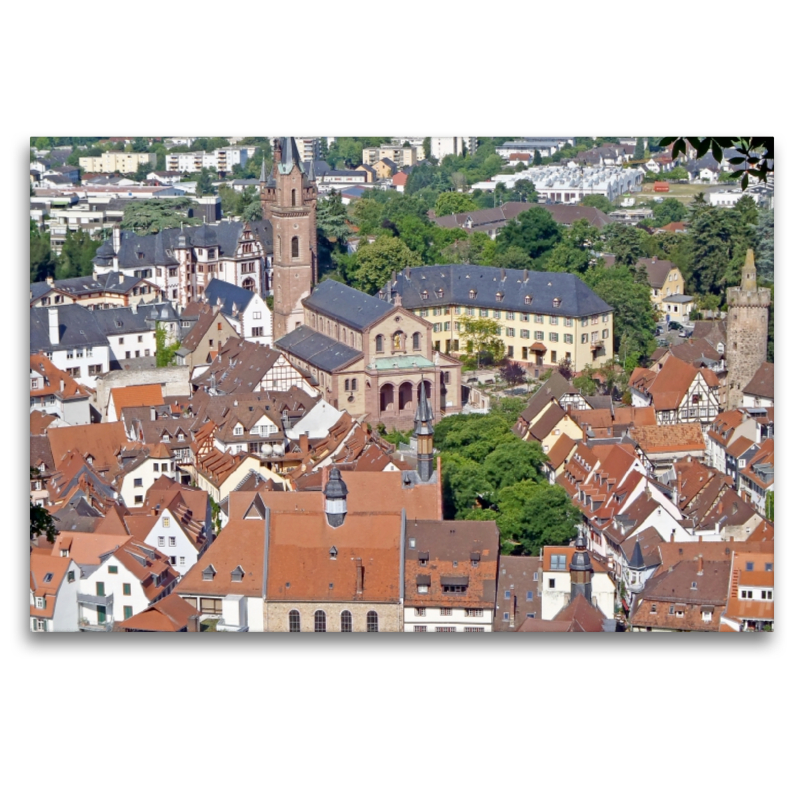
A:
[261,137,318,340]
[725,249,770,410]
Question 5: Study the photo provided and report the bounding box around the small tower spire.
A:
[259,156,267,184]
[569,529,593,604]
[324,466,348,528]
[414,381,435,481]
[740,248,757,291]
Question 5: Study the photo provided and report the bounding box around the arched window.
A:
[367,611,379,632]
[341,610,352,632]
[350,332,354,347]
[291,236,299,259]
[376,334,384,353]
[412,332,421,350]
[291,189,297,206]
[242,278,255,292]
[289,610,300,632]
[314,610,327,633]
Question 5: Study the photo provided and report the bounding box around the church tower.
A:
[725,249,770,409]
[261,137,318,340]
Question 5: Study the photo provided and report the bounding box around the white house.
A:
[117,445,177,507]
[30,552,80,632]
[202,277,273,346]
[539,546,616,621]
[30,305,111,390]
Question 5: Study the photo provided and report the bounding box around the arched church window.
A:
[413,332,421,350]
[376,334,384,353]
[291,237,299,259]
[291,189,297,206]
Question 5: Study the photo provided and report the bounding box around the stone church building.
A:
[266,138,462,427]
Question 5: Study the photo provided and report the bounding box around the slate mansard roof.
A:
[276,326,362,373]
[304,279,395,331]
[96,220,273,271]
[380,265,613,318]
[202,278,258,317]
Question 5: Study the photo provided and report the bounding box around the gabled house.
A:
[30,354,92,425]
[629,423,706,477]
[737,438,774,516]
[30,551,80,632]
[705,409,759,474]
[630,354,720,427]
[117,593,200,632]
[174,305,240,378]
[30,304,111,389]
[493,555,542,630]
[742,361,774,408]
[202,277,273,346]
[719,551,774,632]
[106,383,165,423]
[403,520,500,633]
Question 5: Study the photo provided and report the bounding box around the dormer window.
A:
[553,298,561,308]
[202,565,216,581]
[436,288,443,298]
[469,289,477,299]
[421,290,428,300]
[233,424,243,436]
[329,547,338,560]
[231,566,245,582]
[524,296,531,305]
[496,292,503,301]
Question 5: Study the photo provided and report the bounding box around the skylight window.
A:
[44,573,54,583]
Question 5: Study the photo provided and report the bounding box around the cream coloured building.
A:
[79,152,156,173]
[379,265,614,374]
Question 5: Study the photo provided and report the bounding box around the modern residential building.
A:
[429,136,477,160]
[78,152,157,174]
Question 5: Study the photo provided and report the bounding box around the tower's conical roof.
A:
[414,381,435,436]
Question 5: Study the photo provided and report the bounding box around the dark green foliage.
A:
[495,207,561,261]
[603,223,646,267]
[634,137,645,160]
[30,468,57,543]
[56,230,101,280]
[155,323,180,367]
[436,405,579,554]
[580,194,614,213]
[195,167,215,196]
[121,198,201,234]
[649,197,686,227]
[30,221,56,282]
[755,209,774,282]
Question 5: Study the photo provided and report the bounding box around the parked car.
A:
[679,327,694,338]
[668,321,683,331]
[658,338,670,347]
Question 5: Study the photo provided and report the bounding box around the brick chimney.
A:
[697,555,704,575]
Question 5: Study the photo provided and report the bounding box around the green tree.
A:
[30,502,58,545]
[317,190,351,244]
[495,207,562,261]
[493,245,534,271]
[434,191,478,217]
[493,480,582,555]
[121,198,201,234]
[351,237,420,294]
[30,221,56,283]
[133,162,150,182]
[57,230,100,280]
[155,323,180,367]
[196,167,215,197]
[604,223,646,267]
[580,194,614,214]
[533,149,542,165]
[422,137,431,159]
[483,439,545,491]
[585,265,657,358]
[34,137,51,150]
[650,197,687,227]
[765,490,774,522]
[131,137,149,152]
[755,208,774,282]
[634,137,645,160]
[458,316,505,368]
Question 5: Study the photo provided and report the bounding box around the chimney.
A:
[404,266,410,279]
[60,379,64,393]
[698,535,703,542]
[523,268,529,282]
[300,432,309,454]
[48,307,59,345]
[355,558,364,594]
[697,555,704,575]
[670,532,675,542]
[131,303,137,314]
[112,226,120,254]
[45,275,54,286]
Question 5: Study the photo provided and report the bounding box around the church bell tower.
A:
[261,137,318,340]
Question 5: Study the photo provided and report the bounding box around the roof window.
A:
[202,565,216,581]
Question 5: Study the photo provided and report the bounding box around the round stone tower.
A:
[725,249,770,410]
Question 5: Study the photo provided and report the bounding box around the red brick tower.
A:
[261,137,318,340]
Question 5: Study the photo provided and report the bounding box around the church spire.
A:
[414,381,435,481]
[569,529,593,604]
[259,156,267,184]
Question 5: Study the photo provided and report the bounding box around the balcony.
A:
[79,619,114,632]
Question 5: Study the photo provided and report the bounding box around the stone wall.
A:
[264,601,403,633]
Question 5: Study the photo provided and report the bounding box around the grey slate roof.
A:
[103,220,273,271]
[381,264,613,318]
[30,304,109,352]
[275,325,362,373]
[202,278,256,317]
[31,272,155,301]
[94,303,178,335]
[304,279,393,331]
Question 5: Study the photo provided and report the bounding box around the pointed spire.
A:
[629,535,646,570]
[259,157,267,183]
[741,248,758,291]
[414,381,435,435]
[307,158,316,180]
